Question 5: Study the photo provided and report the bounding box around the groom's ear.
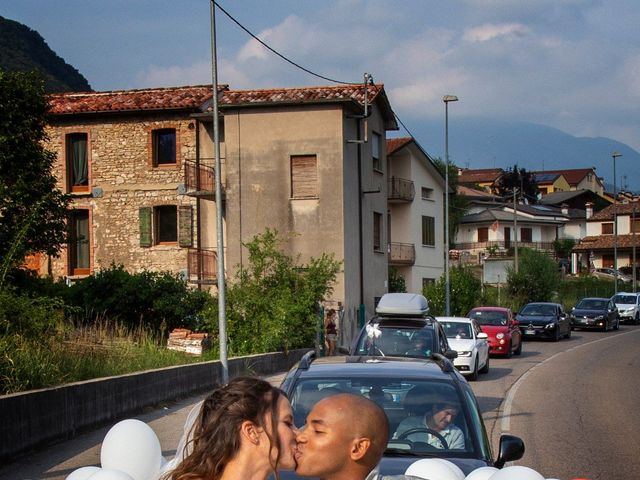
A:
[349,437,371,461]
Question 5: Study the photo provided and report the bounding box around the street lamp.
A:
[443,95,458,316]
[612,151,622,295]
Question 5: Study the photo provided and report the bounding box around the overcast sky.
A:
[3,0,640,154]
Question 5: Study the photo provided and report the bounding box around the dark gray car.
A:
[570,297,619,331]
[516,302,571,341]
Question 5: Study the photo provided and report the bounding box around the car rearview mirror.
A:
[477,332,488,340]
[495,434,525,468]
[444,349,458,360]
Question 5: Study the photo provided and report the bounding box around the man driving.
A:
[393,400,465,450]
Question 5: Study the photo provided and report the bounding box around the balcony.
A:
[453,240,555,253]
[388,242,416,266]
[388,177,415,203]
[187,248,218,284]
[184,159,219,198]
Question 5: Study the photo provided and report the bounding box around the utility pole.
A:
[633,203,637,293]
[513,187,519,274]
[612,152,622,295]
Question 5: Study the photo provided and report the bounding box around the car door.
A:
[508,309,521,351]
[607,300,616,326]
[473,320,489,366]
[558,305,568,335]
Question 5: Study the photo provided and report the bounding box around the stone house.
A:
[43,83,400,345]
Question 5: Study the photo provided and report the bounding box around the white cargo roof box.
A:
[375,293,429,316]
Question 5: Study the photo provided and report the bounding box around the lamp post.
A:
[612,151,622,295]
[443,95,458,317]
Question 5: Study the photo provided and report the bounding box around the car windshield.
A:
[290,377,479,457]
[468,310,507,326]
[440,322,472,339]
[612,295,636,305]
[576,299,607,309]
[354,326,434,358]
[520,304,556,316]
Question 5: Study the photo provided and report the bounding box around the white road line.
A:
[499,329,640,433]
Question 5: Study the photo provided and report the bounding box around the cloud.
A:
[134,59,251,89]
[463,23,530,42]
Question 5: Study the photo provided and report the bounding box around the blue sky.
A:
[3,0,640,159]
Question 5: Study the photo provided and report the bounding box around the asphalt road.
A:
[3,327,640,480]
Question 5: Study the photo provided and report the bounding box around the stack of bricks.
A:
[167,328,212,355]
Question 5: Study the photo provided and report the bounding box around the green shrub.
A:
[506,248,559,304]
[423,266,484,316]
[0,289,66,337]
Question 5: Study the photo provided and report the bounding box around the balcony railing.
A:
[388,177,415,202]
[184,159,217,197]
[453,240,555,252]
[388,242,416,265]
[187,248,218,284]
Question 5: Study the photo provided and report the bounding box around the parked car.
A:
[348,293,458,361]
[436,317,490,381]
[570,297,619,331]
[467,307,523,358]
[516,302,571,341]
[611,292,640,324]
[279,351,525,478]
[591,267,633,283]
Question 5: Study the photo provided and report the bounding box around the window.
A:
[422,278,435,288]
[373,212,383,251]
[66,133,89,192]
[139,205,193,247]
[602,254,614,268]
[520,227,532,243]
[69,209,90,275]
[477,227,488,243]
[291,155,318,198]
[633,219,640,233]
[372,132,381,171]
[152,128,176,166]
[602,223,614,234]
[422,216,435,246]
[421,187,433,200]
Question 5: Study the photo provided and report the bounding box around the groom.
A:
[294,393,389,480]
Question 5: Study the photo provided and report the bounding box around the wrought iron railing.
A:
[388,177,415,202]
[453,240,555,251]
[187,248,218,284]
[184,159,216,195]
[388,242,416,265]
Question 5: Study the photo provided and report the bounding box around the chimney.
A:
[561,203,569,215]
[585,202,594,219]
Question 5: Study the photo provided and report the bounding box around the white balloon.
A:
[405,458,465,480]
[66,466,101,480]
[88,469,135,480]
[489,466,545,480]
[465,466,499,480]
[100,419,162,480]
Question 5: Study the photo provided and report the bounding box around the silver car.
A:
[611,293,640,324]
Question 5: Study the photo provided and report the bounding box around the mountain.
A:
[0,15,91,92]
[406,117,640,193]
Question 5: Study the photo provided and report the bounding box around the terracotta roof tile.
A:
[458,168,504,184]
[589,201,640,221]
[48,85,221,115]
[386,137,413,155]
[574,234,640,251]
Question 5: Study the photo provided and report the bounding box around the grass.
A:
[0,319,217,395]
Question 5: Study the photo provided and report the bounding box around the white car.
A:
[611,292,640,324]
[436,316,490,381]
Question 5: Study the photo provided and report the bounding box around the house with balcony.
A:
[573,200,640,271]
[386,137,445,291]
[43,82,399,345]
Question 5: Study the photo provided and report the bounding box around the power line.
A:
[214,1,359,85]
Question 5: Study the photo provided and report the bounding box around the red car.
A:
[467,307,523,358]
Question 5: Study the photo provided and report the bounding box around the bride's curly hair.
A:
[167,376,285,480]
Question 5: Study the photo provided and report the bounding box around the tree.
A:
[0,70,69,274]
[205,229,342,354]
[432,157,468,248]
[506,248,559,304]
[423,267,483,316]
[495,164,538,203]
[388,267,407,293]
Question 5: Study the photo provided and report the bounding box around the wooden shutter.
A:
[178,205,193,247]
[291,155,317,198]
[139,207,152,247]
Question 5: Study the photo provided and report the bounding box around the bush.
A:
[388,267,407,293]
[0,288,66,337]
[205,229,341,355]
[507,248,559,304]
[423,266,484,316]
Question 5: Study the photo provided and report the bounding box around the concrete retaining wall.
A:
[0,349,309,461]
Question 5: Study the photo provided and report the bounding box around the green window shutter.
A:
[139,207,152,247]
[178,205,193,247]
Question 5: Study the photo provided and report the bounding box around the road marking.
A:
[499,329,640,433]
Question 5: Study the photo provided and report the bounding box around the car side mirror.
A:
[495,434,525,468]
[444,349,458,360]
[512,319,519,326]
[337,346,350,355]
[477,332,488,339]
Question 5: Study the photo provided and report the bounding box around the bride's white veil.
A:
[159,400,204,477]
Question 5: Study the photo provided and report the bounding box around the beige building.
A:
[44,83,399,344]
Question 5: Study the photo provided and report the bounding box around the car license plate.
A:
[525,329,536,335]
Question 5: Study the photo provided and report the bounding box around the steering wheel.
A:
[396,427,449,449]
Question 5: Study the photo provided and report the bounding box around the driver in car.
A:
[393,400,465,450]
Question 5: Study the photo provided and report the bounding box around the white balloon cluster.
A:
[403,458,577,480]
[66,419,165,480]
